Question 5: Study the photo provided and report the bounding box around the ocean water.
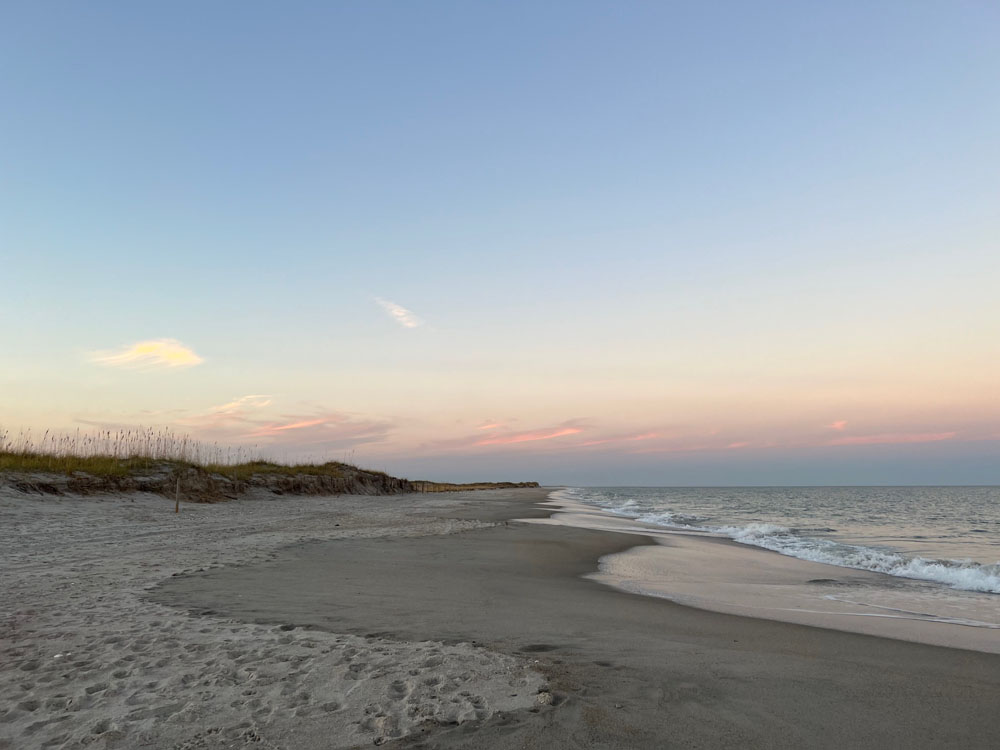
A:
[564,486,1000,595]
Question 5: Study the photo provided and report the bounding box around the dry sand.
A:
[0,487,544,749]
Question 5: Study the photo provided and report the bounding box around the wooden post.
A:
[175,477,180,513]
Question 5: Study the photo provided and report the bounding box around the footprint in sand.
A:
[468,695,489,720]
[388,680,411,701]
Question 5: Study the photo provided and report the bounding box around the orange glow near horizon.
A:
[828,432,957,446]
[581,432,660,447]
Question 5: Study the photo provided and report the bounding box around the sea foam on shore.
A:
[560,486,1000,594]
[534,489,1000,653]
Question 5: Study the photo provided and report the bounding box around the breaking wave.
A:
[563,488,1000,595]
[716,523,1000,594]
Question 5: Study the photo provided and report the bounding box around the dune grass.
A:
[0,427,537,490]
[0,452,160,477]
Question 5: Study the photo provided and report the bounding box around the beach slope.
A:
[153,489,1000,749]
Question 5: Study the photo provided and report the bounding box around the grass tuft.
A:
[0,427,538,491]
[0,427,356,480]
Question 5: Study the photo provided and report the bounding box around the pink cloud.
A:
[829,420,848,431]
[172,398,394,453]
[246,418,327,437]
[727,441,751,449]
[475,427,583,446]
[828,432,957,446]
[477,422,503,430]
[175,394,274,432]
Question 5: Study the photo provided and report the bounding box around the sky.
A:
[2,1,998,485]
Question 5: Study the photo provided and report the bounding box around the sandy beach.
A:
[8,3,998,747]
[0,486,543,749]
[4,486,1000,749]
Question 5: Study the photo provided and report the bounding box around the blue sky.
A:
[2,2,998,484]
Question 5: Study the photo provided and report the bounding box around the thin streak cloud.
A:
[246,418,327,437]
[376,298,423,329]
[212,395,273,414]
[475,427,582,446]
[174,398,395,450]
[91,339,203,369]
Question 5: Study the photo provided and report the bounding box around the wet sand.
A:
[153,489,1000,749]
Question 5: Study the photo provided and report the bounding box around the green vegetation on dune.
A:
[0,428,361,482]
[0,452,160,478]
[0,453,357,482]
[0,428,538,499]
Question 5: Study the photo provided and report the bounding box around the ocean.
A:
[564,486,1000,593]
[540,486,1000,651]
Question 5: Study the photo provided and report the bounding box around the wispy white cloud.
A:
[376,298,423,329]
[91,339,203,369]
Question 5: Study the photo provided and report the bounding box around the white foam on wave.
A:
[715,523,1000,594]
[567,490,1000,595]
